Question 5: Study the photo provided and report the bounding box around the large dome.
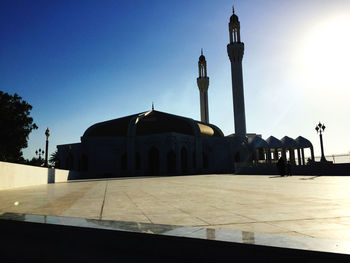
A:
[83,110,224,138]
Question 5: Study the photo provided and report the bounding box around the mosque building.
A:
[57,8,314,178]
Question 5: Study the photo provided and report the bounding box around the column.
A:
[301,148,305,165]
[297,149,301,166]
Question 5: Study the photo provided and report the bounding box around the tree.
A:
[49,150,59,168]
[26,156,45,167]
[0,91,38,162]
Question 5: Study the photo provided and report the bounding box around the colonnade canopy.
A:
[83,110,224,138]
[280,136,299,148]
[247,135,312,150]
[264,136,313,150]
[295,136,313,148]
[248,136,269,149]
[266,136,283,149]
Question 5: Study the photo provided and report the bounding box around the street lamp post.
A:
[45,128,50,167]
[35,148,44,160]
[315,122,326,163]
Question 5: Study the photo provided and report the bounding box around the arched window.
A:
[193,152,196,169]
[203,152,208,169]
[148,147,160,176]
[82,154,88,171]
[234,152,240,163]
[135,152,141,170]
[67,153,74,170]
[167,150,176,173]
[121,153,127,170]
[181,147,188,174]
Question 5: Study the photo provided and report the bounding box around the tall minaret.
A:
[227,7,246,137]
[197,49,209,124]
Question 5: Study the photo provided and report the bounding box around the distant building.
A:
[57,8,314,177]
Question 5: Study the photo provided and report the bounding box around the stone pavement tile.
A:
[103,194,142,215]
[60,183,106,218]
[226,208,310,222]
[179,209,254,225]
[295,209,349,220]
[60,207,100,219]
[301,228,350,240]
[103,203,142,215]
[1,174,350,242]
[268,217,350,240]
[0,181,99,217]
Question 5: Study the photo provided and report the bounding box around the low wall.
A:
[0,161,79,190]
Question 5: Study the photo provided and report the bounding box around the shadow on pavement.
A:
[299,176,321,180]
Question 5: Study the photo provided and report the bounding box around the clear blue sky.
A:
[1,0,349,160]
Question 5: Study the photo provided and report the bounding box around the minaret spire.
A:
[197,50,210,124]
[227,6,246,137]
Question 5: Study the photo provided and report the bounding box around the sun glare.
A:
[296,14,350,95]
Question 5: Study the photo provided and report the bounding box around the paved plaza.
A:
[0,174,349,241]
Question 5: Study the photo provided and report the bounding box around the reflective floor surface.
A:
[1,212,349,255]
[0,175,349,241]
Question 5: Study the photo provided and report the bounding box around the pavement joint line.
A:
[258,216,350,223]
[186,215,350,227]
[99,181,109,220]
[261,220,298,233]
[143,191,212,225]
[262,217,346,225]
[291,231,315,238]
[124,191,153,224]
[207,204,260,222]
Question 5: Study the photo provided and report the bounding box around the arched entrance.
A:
[203,152,208,169]
[81,154,88,171]
[193,152,196,169]
[67,153,74,170]
[135,152,141,170]
[181,147,188,174]
[121,153,127,170]
[167,150,176,174]
[234,152,240,163]
[148,147,160,176]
